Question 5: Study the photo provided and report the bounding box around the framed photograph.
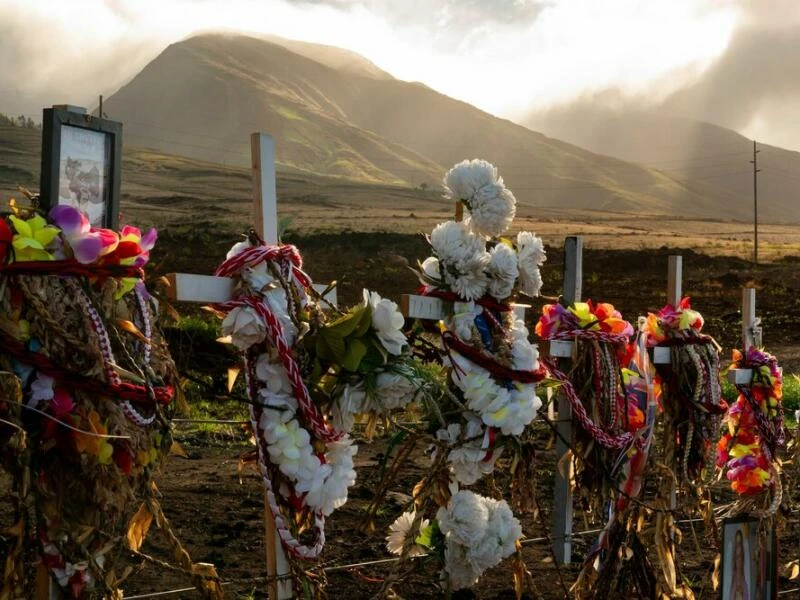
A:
[721,516,777,600]
[39,107,122,229]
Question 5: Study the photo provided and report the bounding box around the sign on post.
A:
[551,235,582,565]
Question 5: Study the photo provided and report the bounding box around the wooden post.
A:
[728,288,758,386]
[35,564,57,599]
[667,255,682,306]
[168,133,294,599]
[552,236,582,565]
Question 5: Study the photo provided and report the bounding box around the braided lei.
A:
[536,301,642,503]
[643,297,725,487]
[0,204,195,598]
[215,239,430,566]
[717,348,784,497]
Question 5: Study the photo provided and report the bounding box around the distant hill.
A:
[526,107,800,222]
[102,33,757,220]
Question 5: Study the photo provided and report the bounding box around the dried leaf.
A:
[227,367,240,393]
[116,319,149,343]
[170,441,189,459]
[787,560,800,580]
[126,503,154,552]
[711,553,721,590]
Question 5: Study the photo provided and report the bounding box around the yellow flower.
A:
[9,215,60,262]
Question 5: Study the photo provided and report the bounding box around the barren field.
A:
[3,193,800,599]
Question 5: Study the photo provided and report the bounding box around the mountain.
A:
[103,33,758,220]
[525,107,800,222]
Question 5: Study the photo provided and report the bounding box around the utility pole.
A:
[98,95,103,118]
[750,140,760,265]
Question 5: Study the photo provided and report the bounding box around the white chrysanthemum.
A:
[487,243,519,301]
[437,490,490,547]
[447,253,490,301]
[517,231,546,297]
[221,306,267,350]
[438,413,498,485]
[421,256,442,281]
[510,321,539,371]
[470,497,522,571]
[365,290,407,355]
[430,220,485,264]
[386,511,430,557]
[444,535,482,590]
[443,159,516,237]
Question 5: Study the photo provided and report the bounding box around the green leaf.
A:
[353,304,373,337]
[325,306,367,337]
[342,338,368,372]
[415,523,436,549]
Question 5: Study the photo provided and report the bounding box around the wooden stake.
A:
[552,236,582,565]
[34,564,56,599]
[667,255,682,306]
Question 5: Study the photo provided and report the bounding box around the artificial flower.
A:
[365,290,406,355]
[386,511,430,557]
[8,214,60,261]
[516,231,546,297]
[486,243,518,301]
[447,253,490,301]
[221,306,267,350]
[430,220,485,264]
[443,159,516,237]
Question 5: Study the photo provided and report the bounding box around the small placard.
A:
[653,346,671,364]
[549,340,574,358]
[727,369,753,385]
[400,294,446,320]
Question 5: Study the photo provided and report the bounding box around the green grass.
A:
[720,372,800,421]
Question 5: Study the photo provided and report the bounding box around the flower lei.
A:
[216,239,431,569]
[643,297,725,487]
[0,204,205,598]
[717,348,784,501]
[536,300,642,505]
[385,160,544,591]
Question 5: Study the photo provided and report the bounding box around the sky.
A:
[1,0,799,150]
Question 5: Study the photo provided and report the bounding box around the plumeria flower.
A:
[8,214,61,261]
[221,306,267,350]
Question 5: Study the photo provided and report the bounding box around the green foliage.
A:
[720,372,800,419]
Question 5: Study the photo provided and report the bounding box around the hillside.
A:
[102,33,755,220]
[526,108,800,222]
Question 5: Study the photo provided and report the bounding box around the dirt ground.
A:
[3,233,800,599]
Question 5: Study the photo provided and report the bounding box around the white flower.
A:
[510,321,539,371]
[244,262,274,293]
[263,288,298,346]
[437,490,489,547]
[226,240,252,259]
[517,231,546,297]
[487,243,518,301]
[30,373,55,405]
[443,159,516,237]
[221,306,266,350]
[307,437,358,516]
[332,383,367,432]
[452,302,482,342]
[386,511,430,557]
[444,535,481,590]
[430,221,485,264]
[255,354,293,395]
[421,256,442,281]
[372,371,418,411]
[365,290,406,356]
[447,253,490,301]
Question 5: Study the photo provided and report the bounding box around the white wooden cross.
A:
[727,287,760,385]
[652,255,683,365]
[549,235,581,565]
[167,133,336,599]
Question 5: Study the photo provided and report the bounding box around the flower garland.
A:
[716,348,784,501]
[0,203,212,598]
[215,239,435,573]
[383,160,541,592]
[643,297,725,487]
[536,300,641,506]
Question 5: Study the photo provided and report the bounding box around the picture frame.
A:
[720,515,777,600]
[39,106,122,229]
